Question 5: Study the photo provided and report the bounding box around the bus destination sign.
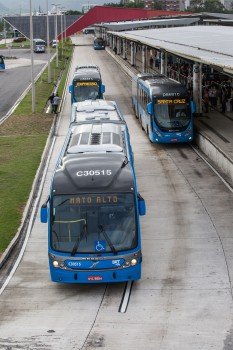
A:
[76,82,98,87]
[157,98,186,105]
[70,195,118,205]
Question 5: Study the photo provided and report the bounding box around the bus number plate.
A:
[88,276,103,281]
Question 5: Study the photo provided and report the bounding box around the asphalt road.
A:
[1,36,233,350]
[0,48,48,120]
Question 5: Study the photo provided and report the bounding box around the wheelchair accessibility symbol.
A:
[95,240,106,252]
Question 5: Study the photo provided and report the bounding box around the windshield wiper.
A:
[71,224,87,256]
[98,225,117,255]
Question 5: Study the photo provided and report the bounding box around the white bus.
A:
[33,39,46,53]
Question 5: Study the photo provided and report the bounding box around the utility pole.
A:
[46,0,51,83]
[30,0,35,113]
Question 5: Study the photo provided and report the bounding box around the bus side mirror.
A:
[190,101,196,115]
[40,206,48,223]
[147,102,153,115]
[101,84,105,94]
[138,193,146,216]
[68,85,72,94]
[40,196,50,223]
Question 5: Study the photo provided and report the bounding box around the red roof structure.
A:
[61,6,187,39]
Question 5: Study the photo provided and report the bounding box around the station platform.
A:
[106,47,233,186]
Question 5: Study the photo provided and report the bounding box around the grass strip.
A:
[0,41,73,255]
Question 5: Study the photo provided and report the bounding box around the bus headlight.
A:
[53,260,59,268]
[131,258,137,266]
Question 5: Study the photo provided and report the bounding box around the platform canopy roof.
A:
[110,25,233,76]
[97,17,200,31]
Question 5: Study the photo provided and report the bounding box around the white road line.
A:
[119,281,133,313]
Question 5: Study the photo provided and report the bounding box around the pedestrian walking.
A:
[52,93,61,114]
[48,92,55,112]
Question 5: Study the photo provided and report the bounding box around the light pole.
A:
[29,0,35,113]
[60,11,63,58]
[52,4,60,68]
[46,0,51,83]
[3,17,6,46]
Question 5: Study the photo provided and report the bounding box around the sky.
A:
[0,0,119,14]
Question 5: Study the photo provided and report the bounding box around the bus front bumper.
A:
[49,264,141,284]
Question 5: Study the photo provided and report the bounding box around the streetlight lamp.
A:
[46,0,51,83]
[29,0,35,113]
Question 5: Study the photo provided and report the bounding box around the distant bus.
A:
[33,38,46,53]
[69,65,105,104]
[0,55,5,70]
[83,27,95,34]
[132,73,196,143]
[93,37,105,50]
[41,99,146,284]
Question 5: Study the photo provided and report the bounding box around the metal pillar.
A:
[160,51,165,75]
[117,37,121,55]
[193,63,202,115]
[142,45,146,73]
[123,39,127,60]
[130,42,135,66]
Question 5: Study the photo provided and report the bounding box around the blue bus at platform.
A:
[69,65,105,104]
[93,37,105,50]
[0,55,5,70]
[132,73,196,143]
[41,100,146,284]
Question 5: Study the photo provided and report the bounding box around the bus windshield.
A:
[73,82,99,102]
[0,56,4,64]
[35,41,45,45]
[51,193,137,254]
[154,101,191,131]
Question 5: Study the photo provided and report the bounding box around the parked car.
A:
[13,37,26,43]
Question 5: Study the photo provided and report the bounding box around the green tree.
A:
[153,0,164,9]
[66,10,82,15]
[104,2,123,6]
[188,0,225,12]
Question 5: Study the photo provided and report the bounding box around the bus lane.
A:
[0,36,233,350]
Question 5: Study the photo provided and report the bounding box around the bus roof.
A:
[71,100,125,124]
[52,122,132,194]
[73,66,101,81]
[137,73,189,96]
[53,152,134,194]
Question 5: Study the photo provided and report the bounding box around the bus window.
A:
[74,83,99,102]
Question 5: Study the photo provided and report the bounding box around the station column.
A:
[130,42,135,66]
[123,39,127,60]
[160,51,167,75]
[193,63,202,115]
[117,37,121,55]
[142,45,147,73]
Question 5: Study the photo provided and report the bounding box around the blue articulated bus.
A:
[0,55,5,70]
[41,100,146,284]
[132,73,196,143]
[93,37,105,50]
[69,65,105,104]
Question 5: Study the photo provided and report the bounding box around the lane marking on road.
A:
[119,281,133,313]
